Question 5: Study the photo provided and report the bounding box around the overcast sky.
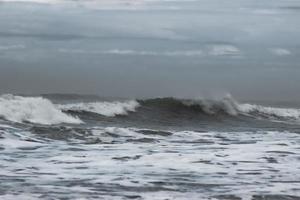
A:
[0,0,300,101]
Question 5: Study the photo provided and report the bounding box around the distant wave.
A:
[1,94,299,125]
[58,48,204,57]
[0,0,60,4]
[0,94,82,125]
[59,100,140,117]
[59,45,242,57]
[207,45,241,56]
[270,48,291,56]
[0,0,185,11]
[101,49,204,57]
[0,44,25,51]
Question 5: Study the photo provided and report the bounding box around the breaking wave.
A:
[59,100,140,117]
[0,94,299,125]
[0,94,82,125]
[238,103,300,120]
[139,95,300,121]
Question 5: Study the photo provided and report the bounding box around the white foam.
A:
[184,94,300,120]
[182,94,240,116]
[0,94,82,125]
[59,100,140,117]
[1,125,299,199]
[238,103,300,120]
[0,194,40,200]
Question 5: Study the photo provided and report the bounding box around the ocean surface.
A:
[0,94,299,200]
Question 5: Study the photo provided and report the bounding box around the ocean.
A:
[0,94,299,200]
[1,0,300,199]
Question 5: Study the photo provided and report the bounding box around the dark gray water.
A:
[0,94,300,200]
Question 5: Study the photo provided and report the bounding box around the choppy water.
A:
[0,94,300,200]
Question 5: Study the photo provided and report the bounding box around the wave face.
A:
[0,94,82,125]
[59,100,140,117]
[138,95,300,122]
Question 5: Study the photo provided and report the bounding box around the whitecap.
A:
[0,94,82,125]
[238,103,300,120]
[59,100,140,117]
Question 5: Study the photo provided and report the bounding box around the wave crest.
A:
[140,95,300,121]
[238,104,300,120]
[139,95,240,116]
[0,94,82,125]
[59,100,140,117]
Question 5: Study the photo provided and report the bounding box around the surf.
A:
[1,94,300,125]
[0,94,82,125]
